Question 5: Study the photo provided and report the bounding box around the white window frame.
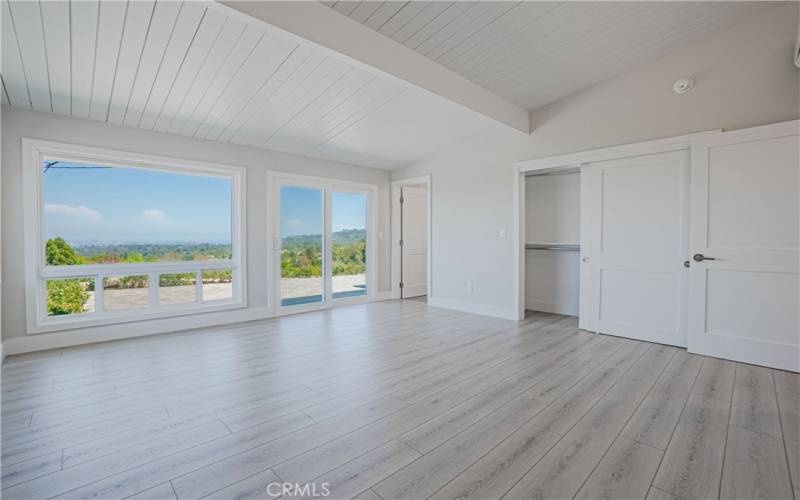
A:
[266,171,378,316]
[22,139,247,334]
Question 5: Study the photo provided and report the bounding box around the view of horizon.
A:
[45,161,367,247]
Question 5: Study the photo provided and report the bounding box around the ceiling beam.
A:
[216,1,530,134]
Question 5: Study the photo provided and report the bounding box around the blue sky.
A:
[43,161,232,244]
[44,161,367,245]
[280,186,365,238]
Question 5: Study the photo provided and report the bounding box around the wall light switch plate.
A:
[498,228,506,239]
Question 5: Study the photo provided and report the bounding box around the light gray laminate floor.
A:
[1,301,797,500]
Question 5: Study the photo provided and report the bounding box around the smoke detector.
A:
[673,77,694,94]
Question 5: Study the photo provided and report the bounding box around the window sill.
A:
[28,299,247,335]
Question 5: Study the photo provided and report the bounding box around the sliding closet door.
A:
[688,121,799,371]
[581,150,689,347]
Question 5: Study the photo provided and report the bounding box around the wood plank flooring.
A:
[1,301,797,500]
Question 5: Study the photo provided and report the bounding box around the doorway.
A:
[391,176,431,301]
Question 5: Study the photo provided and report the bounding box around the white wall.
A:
[525,172,580,315]
[392,4,800,318]
[1,108,391,352]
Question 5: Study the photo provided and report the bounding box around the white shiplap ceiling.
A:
[325,1,777,111]
[1,0,494,169]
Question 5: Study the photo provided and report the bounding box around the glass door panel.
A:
[280,185,324,307]
[332,191,367,299]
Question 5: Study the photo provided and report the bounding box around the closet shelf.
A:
[525,243,580,251]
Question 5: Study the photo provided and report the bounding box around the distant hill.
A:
[72,242,232,262]
[282,229,365,247]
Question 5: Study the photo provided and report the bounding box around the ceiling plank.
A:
[70,0,99,119]
[162,16,247,134]
[107,0,155,124]
[0,2,30,108]
[1,77,9,106]
[122,0,184,127]
[39,1,70,115]
[218,0,529,133]
[138,1,207,129]
[150,8,227,132]
[89,0,128,121]
[216,44,314,143]
[194,34,298,140]
[8,1,51,111]
[178,22,266,137]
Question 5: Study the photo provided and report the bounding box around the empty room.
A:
[1,1,798,499]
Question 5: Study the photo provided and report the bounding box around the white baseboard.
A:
[525,299,578,317]
[374,291,391,301]
[428,296,518,321]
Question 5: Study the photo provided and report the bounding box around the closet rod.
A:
[525,243,580,251]
[524,167,580,177]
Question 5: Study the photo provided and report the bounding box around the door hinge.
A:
[400,196,404,203]
[399,239,404,246]
[399,282,404,289]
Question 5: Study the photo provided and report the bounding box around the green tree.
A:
[45,237,85,265]
[44,238,90,315]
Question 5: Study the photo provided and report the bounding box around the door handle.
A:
[693,253,716,262]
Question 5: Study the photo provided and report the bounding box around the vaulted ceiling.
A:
[1,0,494,169]
[324,1,775,111]
[1,1,777,170]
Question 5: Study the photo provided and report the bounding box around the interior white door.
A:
[401,186,427,298]
[581,150,689,347]
[688,120,799,372]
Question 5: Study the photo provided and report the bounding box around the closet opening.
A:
[523,167,581,317]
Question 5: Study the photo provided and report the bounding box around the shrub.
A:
[47,279,90,315]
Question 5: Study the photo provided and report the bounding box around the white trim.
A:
[1,341,5,364]
[428,297,517,321]
[511,129,721,322]
[512,169,525,321]
[22,138,247,334]
[514,129,720,173]
[266,170,379,316]
[390,175,432,301]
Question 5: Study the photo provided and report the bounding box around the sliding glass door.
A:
[273,175,374,313]
[279,185,324,307]
[332,191,367,299]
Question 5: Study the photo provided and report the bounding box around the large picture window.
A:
[23,140,245,332]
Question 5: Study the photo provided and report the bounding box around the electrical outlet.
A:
[465,281,473,294]
[498,228,506,239]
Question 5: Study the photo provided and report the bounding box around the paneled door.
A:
[400,186,427,298]
[688,121,799,371]
[581,150,690,347]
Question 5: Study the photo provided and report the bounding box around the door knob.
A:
[693,253,716,262]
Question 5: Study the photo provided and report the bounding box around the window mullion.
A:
[95,275,104,314]
[149,272,158,307]
[196,270,202,303]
